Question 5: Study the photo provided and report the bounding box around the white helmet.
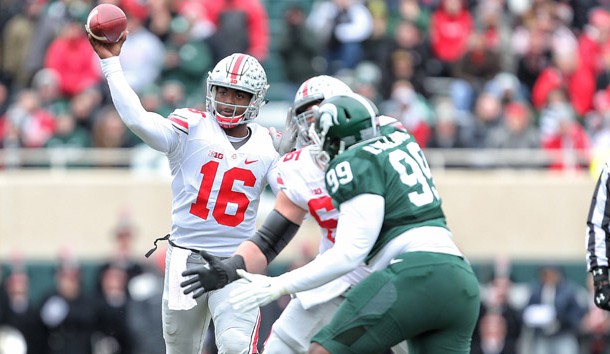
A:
[292,75,352,146]
[206,53,269,128]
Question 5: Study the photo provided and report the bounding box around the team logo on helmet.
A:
[310,93,380,166]
[318,104,339,133]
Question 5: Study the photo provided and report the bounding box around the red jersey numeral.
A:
[190,161,256,227]
[307,196,338,242]
[282,149,302,162]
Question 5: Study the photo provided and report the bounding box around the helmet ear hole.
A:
[343,109,352,120]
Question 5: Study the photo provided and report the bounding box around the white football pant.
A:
[162,246,261,354]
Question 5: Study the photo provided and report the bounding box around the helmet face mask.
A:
[206,53,269,128]
[209,86,253,127]
[294,104,319,147]
[310,94,380,165]
[292,76,352,147]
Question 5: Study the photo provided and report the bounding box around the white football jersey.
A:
[275,145,371,307]
[166,108,280,256]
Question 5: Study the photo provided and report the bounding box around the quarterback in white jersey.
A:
[90,30,280,354]
[166,108,280,254]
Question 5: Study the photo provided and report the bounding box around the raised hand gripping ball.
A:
[85,4,127,43]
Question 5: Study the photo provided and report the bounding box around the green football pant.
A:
[311,251,480,354]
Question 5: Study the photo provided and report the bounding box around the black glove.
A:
[180,250,245,298]
[593,267,610,311]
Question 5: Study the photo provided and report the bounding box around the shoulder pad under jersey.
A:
[167,108,208,134]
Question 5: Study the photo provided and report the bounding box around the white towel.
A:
[167,247,198,310]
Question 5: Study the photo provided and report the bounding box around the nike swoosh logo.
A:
[389,259,403,265]
[244,159,258,165]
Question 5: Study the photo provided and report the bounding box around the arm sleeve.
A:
[277,194,384,294]
[587,163,610,270]
[100,57,178,153]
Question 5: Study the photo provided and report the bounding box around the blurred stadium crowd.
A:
[0,217,606,354]
[1,0,610,353]
[0,0,610,171]
[0,227,604,354]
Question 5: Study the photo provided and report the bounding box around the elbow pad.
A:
[250,209,300,264]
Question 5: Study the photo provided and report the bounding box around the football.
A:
[85,4,127,43]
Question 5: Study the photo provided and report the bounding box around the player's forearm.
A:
[278,194,384,294]
[100,57,175,152]
[587,225,610,271]
[279,245,360,294]
[235,241,268,273]
[100,57,147,127]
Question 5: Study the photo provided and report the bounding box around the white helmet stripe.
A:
[350,93,377,119]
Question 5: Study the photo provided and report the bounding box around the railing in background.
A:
[424,148,591,171]
[0,146,162,171]
[0,147,593,171]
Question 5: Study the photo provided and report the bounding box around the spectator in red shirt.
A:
[429,0,473,76]
[44,16,101,98]
[203,0,270,63]
[540,99,591,170]
[531,46,596,117]
[577,8,610,76]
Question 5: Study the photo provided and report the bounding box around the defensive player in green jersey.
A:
[230,93,480,354]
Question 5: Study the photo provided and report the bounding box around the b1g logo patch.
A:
[209,150,224,159]
[311,187,323,195]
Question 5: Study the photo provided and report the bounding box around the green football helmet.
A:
[309,93,380,166]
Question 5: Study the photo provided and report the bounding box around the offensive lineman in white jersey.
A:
[89,30,282,354]
[181,76,408,354]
